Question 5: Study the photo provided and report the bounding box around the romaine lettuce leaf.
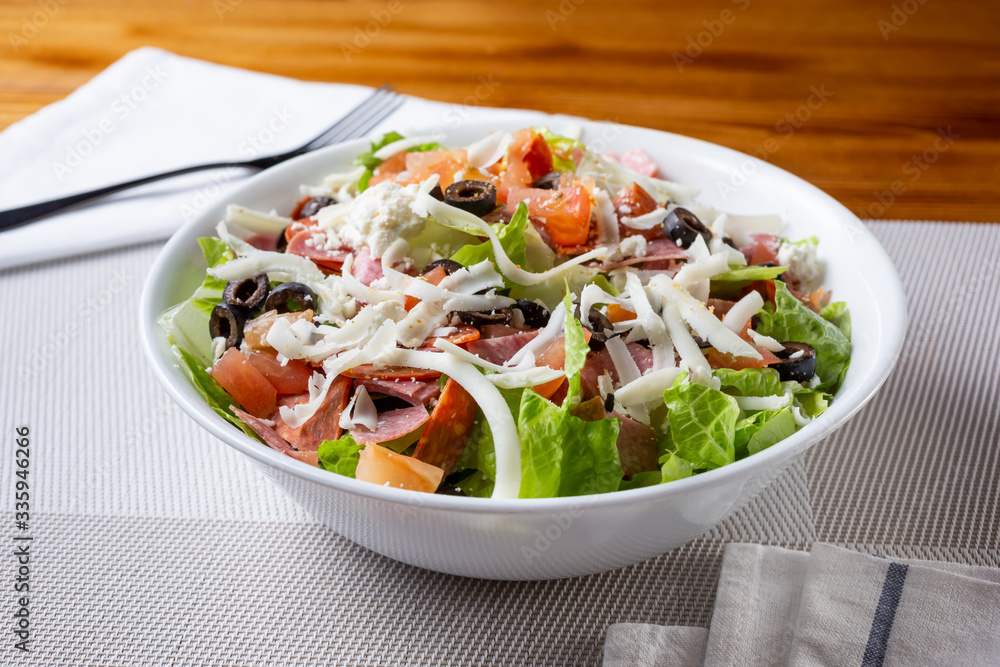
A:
[714,368,782,397]
[659,451,694,483]
[663,377,740,470]
[318,434,364,477]
[737,407,797,457]
[517,389,622,498]
[712,265,787,282]
[450,201,528,273]
[562,290,589,404]
[820,300,852,340]
[793,388,831,418]
[756,282,851,391]
[619,471,662,490]
[157,237,233,368]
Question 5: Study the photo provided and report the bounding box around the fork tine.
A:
[301,84,398,151]
[315,93,405,149]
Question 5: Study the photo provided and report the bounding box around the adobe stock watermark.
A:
[340,0,407,62]
[856,126,959,219]
[178,106,296,222]
[546,0,586,31]
[673,0,751,72]
[521,505,585,562]
[877,0,930,40]
[214,0,242,19]
[16,268,134,379]
[7,0,70,53]
[51,65,170,180]
[715,84,834,201]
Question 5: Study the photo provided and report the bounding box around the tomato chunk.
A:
[246,349,313,395]
[404,149,468,188]
[210,348,277,418]
[507,185,592,247]
[356,443,445,493]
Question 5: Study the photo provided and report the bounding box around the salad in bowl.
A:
[159,127,851,501]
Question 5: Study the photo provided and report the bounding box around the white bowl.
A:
[140,113,905,580]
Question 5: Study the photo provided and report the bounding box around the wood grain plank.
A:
[1,0,997,220]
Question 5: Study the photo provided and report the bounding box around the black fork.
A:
[0,84,403,232]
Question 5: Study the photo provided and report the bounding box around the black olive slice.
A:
[693,335,713,349]
[223,275,270,311]
[455,308,512,327]
[588,330,609,352]
[276,226,291,253]
[263,282,316,314]
[587,307,614,334]
[663,207,712,248]
[531,172,561,190]
[209,303,248,350]
[298,196,336,219]
[514,299,550,329]
[421,259,465,276]
[444,180,497,217]
[429,184,445,201]
[604,393,616,413]
[769,342,817,382]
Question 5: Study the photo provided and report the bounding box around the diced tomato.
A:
[286,229,351,272]
[404,149,468,189]
[368,150,408,186]
[533,336,568,399]
[243,309,314,349]
[355,443,445,493]
[210,348,277,418]
[246,349,312,395]
[498,129,553,200]
[412,378,477,476]
[607,303,636,324]
[420,326,480,349]
[404,264,449,311]
[507,185,592,247]
[613,182,658,218]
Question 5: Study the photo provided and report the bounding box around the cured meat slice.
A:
[359,377,441,406]
[464,331,540,365]
[232,406,320,467]
[272,375,351,452]
[350,405,430,448]
[412,378,478,476]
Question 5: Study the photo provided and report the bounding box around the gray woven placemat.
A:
[2,221,997,666]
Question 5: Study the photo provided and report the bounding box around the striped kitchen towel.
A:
[605,543,1000,666]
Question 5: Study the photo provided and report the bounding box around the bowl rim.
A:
[140,113,906,516]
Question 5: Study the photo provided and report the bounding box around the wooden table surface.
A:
[2,0,998,221]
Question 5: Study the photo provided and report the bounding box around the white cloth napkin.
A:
[604,543,1000,667]
[0,47,524,270]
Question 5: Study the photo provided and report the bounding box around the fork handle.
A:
[0,160,267,232]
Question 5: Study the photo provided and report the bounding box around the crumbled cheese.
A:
[777,241,822,292]
[337,181,427,257]
[619,235,648,258]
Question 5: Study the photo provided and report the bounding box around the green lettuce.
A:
[517,389,622,498]
[659,452,694,483]
[714,368,782,397]
[662,376,740,470]
[355,131,441,191]
[158,237,233,368]
[620,471,662,490]
[712,265,787,282]
[532,127,584,172]
[318,434,364,477]
[172,345,255,439]
[734,407,797,459]
[561,290,589,404]
[450,201,528,273]
[820,301,852,340]
[756,282,851,391]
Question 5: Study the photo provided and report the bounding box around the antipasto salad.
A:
[160,127,851,499]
